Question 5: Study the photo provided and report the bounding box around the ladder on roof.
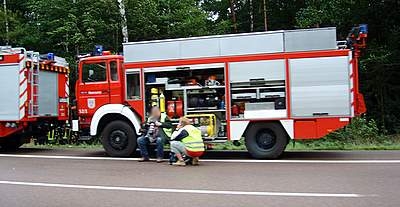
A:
[28,51,40,117]
[0,46,26,56]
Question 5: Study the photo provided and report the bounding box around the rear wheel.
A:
[101,120,137,157]
[245,122,288,159]
[0,136,23,151]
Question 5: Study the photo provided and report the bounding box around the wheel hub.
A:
[109,130,128,150]
[255,129,276,150]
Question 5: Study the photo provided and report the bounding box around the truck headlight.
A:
[5,122,17,128]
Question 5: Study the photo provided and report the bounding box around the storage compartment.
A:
[294,120,317,138]
[284,28,337,52]
[38,70,59,116]
[228,59,287,119]
[230,82,287,119]
[230,81,287,119]
[0,63,21,121]
[143,64,227,139]
[289,56,351,117]
[229,60,285,83]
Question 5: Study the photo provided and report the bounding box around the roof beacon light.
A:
[47,53,55,61]
[359,24,368,34]
[95,45,103,56]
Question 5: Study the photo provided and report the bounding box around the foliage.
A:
[326,117,381,144]
[296,0,353,29]
[126,0,211,40]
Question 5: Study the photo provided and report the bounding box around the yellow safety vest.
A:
[182,125,205,152]
[147,113,172,138]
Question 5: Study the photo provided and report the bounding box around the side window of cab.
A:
[82,62,106,83]
[110,61,118,81]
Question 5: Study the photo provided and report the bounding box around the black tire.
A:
[0,137,23,152]
[245,122,288,159]
[101,120,137,157]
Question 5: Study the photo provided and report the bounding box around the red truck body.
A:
[74,27,367,158]
[0,26,367,158]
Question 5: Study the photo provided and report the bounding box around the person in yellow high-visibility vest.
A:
[170,117,205,166]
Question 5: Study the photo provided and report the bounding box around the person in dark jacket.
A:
[137,107,173,163]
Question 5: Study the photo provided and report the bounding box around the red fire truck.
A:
[74,26,367,158]
[0,47,70,150]
[0,26,367,159]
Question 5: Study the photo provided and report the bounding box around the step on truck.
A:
[75,26,367,158]
[0,47,70,150]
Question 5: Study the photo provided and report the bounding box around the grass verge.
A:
[22,143,104,150]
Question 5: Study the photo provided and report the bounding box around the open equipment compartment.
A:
[143,64,227,141]
[229,59,287,120]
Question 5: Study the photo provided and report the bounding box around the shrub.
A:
[327,117,382,145]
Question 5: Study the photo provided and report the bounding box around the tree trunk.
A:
[249,0,254,32]
[229,0,238,32]
[263,0,268,31]
[3,0,9,45]
[117,0,129,43]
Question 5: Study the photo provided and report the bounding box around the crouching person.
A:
[170,117,205,166]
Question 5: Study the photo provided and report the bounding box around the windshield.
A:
[82,62,106,82]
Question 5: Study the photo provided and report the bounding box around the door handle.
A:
[80,90,109,95]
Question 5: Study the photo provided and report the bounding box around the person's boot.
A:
[192,157,200,166]
[172,159,186,166]
[138,157,150,162]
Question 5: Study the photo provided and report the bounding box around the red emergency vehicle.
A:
[0,47,69,149]
[74,26,367,158]
[0,26,366,158]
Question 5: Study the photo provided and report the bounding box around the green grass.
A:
[22,143,104,150]
[285,140,400,151]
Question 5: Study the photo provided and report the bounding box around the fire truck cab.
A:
[75,26,367,158]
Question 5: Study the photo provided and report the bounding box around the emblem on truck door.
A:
[87,98,96,109]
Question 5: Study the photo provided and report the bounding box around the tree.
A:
[296,0,400,133]
[201,0,233,34]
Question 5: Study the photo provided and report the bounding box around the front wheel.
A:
[101,120,137,157]
[245,122,288,159]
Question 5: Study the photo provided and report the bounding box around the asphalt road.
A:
[0,149,399,207]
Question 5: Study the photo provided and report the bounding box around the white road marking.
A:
[0,180,365,198]
[0,154,400,164]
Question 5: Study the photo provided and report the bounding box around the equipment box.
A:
[186,114,217,138]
